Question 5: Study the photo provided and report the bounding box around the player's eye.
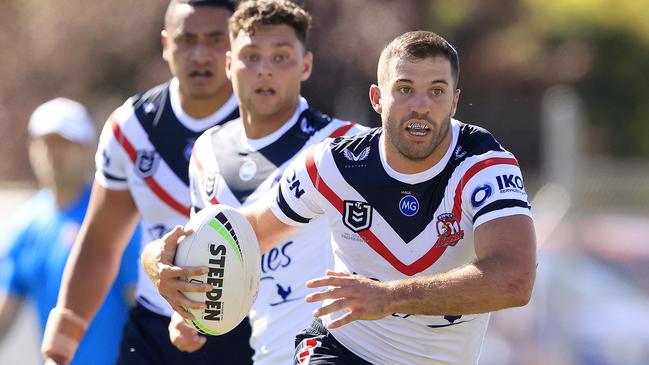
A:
[242,54,260,62]
[398,86,412,94]
[273,54,289,62]
[431,88,444,96]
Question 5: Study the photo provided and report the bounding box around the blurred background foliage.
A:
[1,0,648,183]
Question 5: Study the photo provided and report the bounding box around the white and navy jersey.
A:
[189,97,364,365]
[95,78,239,316]
[271,118,532,365]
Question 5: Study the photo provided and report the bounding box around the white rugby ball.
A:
[174,204,261,336]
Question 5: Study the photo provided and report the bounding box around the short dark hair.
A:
[378,31,460,88]
[165,0,237,28]
[229,0,312,46]
[172,0,236,12]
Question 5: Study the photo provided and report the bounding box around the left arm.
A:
[307,214,536,328]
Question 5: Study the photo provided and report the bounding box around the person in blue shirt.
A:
[0,98,140,365]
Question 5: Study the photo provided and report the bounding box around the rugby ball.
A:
[174,204,261,336]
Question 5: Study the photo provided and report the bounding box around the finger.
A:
[312,298,351,317]
[305,286,354,303]
[324,270,350,277]
[171,280,212,293]
[326,311,358,329]
[306,275,354,288]
[172,304,196,320]
[178,265,210,278]
[178,322,200,336]
[164,291,206,310]
[178,336,206,352]
[160,226,191,263]
[160,265,208,280]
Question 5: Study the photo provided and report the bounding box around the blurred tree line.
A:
[1,0,648,183]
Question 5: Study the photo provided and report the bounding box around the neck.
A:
[50,181,85,210]
[383,131,452,175]
[179,84,233,119]
[240,99,299,139]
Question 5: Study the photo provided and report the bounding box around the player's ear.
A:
[225,50,232,81]
[161,30,170,62]
[369,84,382,114]
[450,88,461,117]
[300,51,313,82]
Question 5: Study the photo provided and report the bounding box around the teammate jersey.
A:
[0,187,140,365]
[271,119,532,365]
[189,97,364,365]
[95,78,239,316]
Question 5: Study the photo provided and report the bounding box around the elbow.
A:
[504,268,536,308]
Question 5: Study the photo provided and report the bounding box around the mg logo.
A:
[399,195,419,216]
[343,200,373,233]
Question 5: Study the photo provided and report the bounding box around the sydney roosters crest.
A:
[435,213,464,247]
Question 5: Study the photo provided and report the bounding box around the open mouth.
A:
[189,70,213,79]
[405,121,431,136]
[255,87,276,96]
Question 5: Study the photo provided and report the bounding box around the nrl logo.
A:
[343,200,373,233]
[135,150,159,178]
[204,171,216,198]
[342,146,370,162]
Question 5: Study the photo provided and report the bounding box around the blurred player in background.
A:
[141,1,365,363]
[0,98,140,365]
[40,1,254,364]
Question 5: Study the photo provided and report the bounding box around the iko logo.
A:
[496,174,525,194]
[286,170,305,199]
[470,183,493,208]
[135,150,159,178]
[343,200,373,232]
[399,195,419,216]
[342,146,370,162]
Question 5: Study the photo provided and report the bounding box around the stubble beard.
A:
[386,114,451,161]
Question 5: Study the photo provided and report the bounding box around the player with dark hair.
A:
[41,1,254,365]
[142,1,364,364]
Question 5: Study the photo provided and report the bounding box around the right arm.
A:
[42,183,139,364]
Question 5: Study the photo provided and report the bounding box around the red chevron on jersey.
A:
[304,148,520,276]
[448,157,519,245]
[110,115,191,217]
[328,122,356,138]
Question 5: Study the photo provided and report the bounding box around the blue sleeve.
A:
[115,223,142,289]
[0,225,31,297]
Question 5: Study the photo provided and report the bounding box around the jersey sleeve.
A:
[0,241,24,296]
[188,146,206,216]
[94,107,131,191]
[0,205,36,297]
[270,144,326,226]
[462,154,532,228]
